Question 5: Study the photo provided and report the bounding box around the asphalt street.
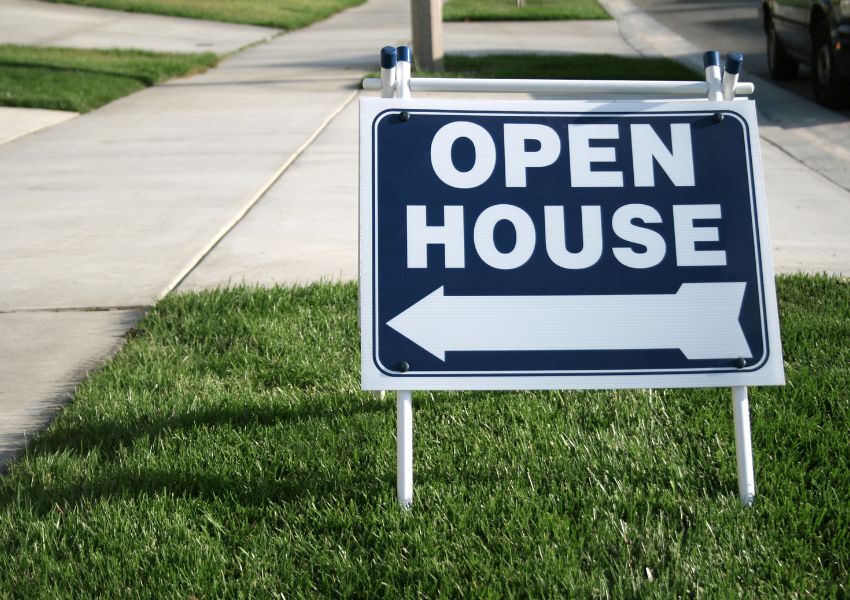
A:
[627,0,850,118]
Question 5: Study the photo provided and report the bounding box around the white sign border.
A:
[359,98,784,391]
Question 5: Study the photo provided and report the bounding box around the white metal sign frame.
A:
[360,47,783,508]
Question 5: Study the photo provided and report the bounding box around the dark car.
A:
[762,0,850,108]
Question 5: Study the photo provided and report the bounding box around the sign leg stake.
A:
[393,45,414,508]
[397,390,413,507]
[719,51,755,507]
[732,385,755,505]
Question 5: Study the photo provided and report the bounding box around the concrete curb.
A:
[0,107,78,146]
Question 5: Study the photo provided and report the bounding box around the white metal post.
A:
[380,46,397,98]
[395,46,412,99]
[732,385,756,505]
[393,45,414,508]
[718,50,755,506]
[722,52,743,101]
[703,50,723,101]
[397,390,413,507]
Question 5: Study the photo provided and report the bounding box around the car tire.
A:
[766,14,798,79]
[811,21,850,109]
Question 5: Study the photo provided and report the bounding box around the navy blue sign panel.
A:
[359,99,784,390]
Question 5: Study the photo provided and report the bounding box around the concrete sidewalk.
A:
[178,19,639,291]
[600,0,850,193]
[0,107,77,145]
[0,0,279,151]
[179,0,850,290]
[0,0,408,464]
[0,0,278,54]
[443,19,635,56]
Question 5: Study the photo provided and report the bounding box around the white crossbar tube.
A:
[362,77,754,96]
[732,386,756,505]
[397,390,413,507]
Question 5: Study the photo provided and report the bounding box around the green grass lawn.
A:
[444,0,609,21]
[367,53,699,83]
[0,275,847,596]
[44,0,365,30]
[428,53,700,81]
[0,45,217,113]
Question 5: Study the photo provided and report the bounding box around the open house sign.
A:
[359,99,783,391]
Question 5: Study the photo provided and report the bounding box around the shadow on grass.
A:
[10,457,396,517]
[29,393,390,457]
[4,387,744,517]
[3,396,395,515]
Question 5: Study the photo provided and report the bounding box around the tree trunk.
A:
[411,0,443,72]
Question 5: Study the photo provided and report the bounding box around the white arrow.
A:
[386,282,752,362]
